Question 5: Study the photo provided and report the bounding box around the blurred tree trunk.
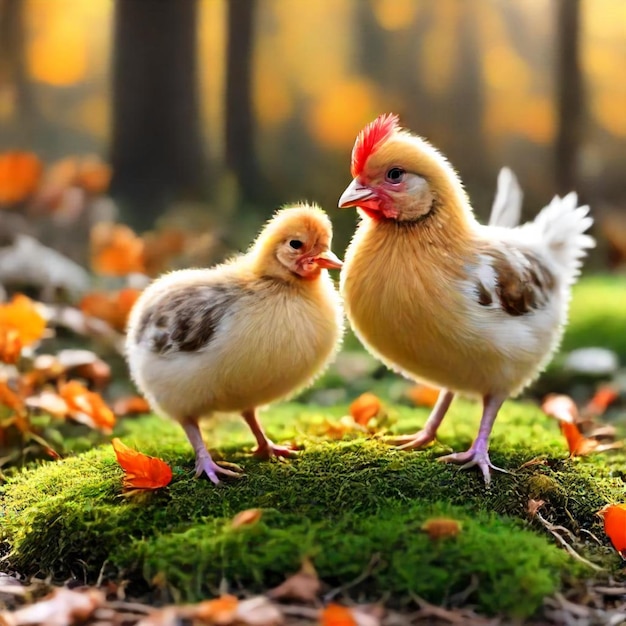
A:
[110,0,207,228]
[225,0,259,203]
[555,0,582,194]
[0,0,37,136]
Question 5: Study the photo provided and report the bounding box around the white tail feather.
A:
[527,192,595,285]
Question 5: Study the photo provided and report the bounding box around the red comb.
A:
[351,113,399,177]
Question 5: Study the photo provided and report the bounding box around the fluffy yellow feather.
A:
[125,203,344,483]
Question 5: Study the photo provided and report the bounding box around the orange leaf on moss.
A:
[231,508,263,529]
[0,294,47,346]
[320,603,358,626]
[59,380,115,432]
[421,517,462,540]
[90,222,145,276]
[585,385,619,417]
[598,503,626,558]
[349,392,382,426]
[559,421,621,457]
[111,438,172,490]
[0,151,42,205]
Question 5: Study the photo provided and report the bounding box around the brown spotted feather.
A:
[477,248,555,316]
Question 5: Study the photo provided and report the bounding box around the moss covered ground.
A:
[0,274,625,620]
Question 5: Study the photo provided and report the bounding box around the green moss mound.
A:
[1,399,624,618]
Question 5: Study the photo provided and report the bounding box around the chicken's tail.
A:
[530,192,595,285]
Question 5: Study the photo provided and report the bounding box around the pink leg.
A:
[242,408,297,459]
[182,419,243,484]
[388,389,454,449]
[437,394,510,486]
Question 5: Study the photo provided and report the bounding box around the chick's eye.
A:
[289,239,303,250]
[385,167,405,184]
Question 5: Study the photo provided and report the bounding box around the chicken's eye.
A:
[385,167,405,184]
[289,239,303,250]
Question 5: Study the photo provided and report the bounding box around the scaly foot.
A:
[437,448,510,487]
[195,455,244,484]
[253,441,298,460]
[387,429,436,450]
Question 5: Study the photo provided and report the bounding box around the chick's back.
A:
[126,264,343,420]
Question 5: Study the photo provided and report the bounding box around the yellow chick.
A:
[125,204,344,483]
[337,114,594,485]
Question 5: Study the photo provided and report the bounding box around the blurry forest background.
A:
[0,0,625,268]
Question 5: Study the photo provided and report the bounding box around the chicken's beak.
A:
[338,178,377,209]
[315,249,343,270]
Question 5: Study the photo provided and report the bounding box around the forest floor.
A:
[0,275,625,625]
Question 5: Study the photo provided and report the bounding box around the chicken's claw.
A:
[195,456,244,484]
[388,430,436,450]
[253,441,299,460]
[437,448,510,487]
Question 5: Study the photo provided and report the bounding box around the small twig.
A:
[323,553,381,602]
[580,528,604,546]
[95,559,108,588]
[535,513,603,571]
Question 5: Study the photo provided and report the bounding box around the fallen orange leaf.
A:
[194,595,239,623]
[407,384,440,408]
[111,438,172,490]
[320,603,358,626]
[75,155,112,195]
[598,503,626,558]
[585,385,619,417]
[59,380,115,432]
[559,421,621,457]
[0,294,47,346]
[421,517,462,540]
[349,392,382,426]
[0,329,22,364]
[112,395,151,417]
[0,151,42,205]
[231,508,263,529]
[80,288,141,332]
[90,222,146,276]
[0,380,27,418]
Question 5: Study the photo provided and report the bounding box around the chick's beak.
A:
[338,178,379,211]
[314,249,343,270]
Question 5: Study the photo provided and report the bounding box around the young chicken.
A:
[338,114,594,485]
[125,204,344,483]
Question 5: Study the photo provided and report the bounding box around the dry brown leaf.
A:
[59,380,115,432]
[421,518,462,540]
[268,558,320,603]
[527,499,545,517]
[0,381,27,419]
[0,295,47,347]
[0,151,42,205]
[26,391,69,418]
[541,394,579,424]
[231,508,263,529]
[0,587,104,626]
[112,438,172,491]
[90,222,146,276]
